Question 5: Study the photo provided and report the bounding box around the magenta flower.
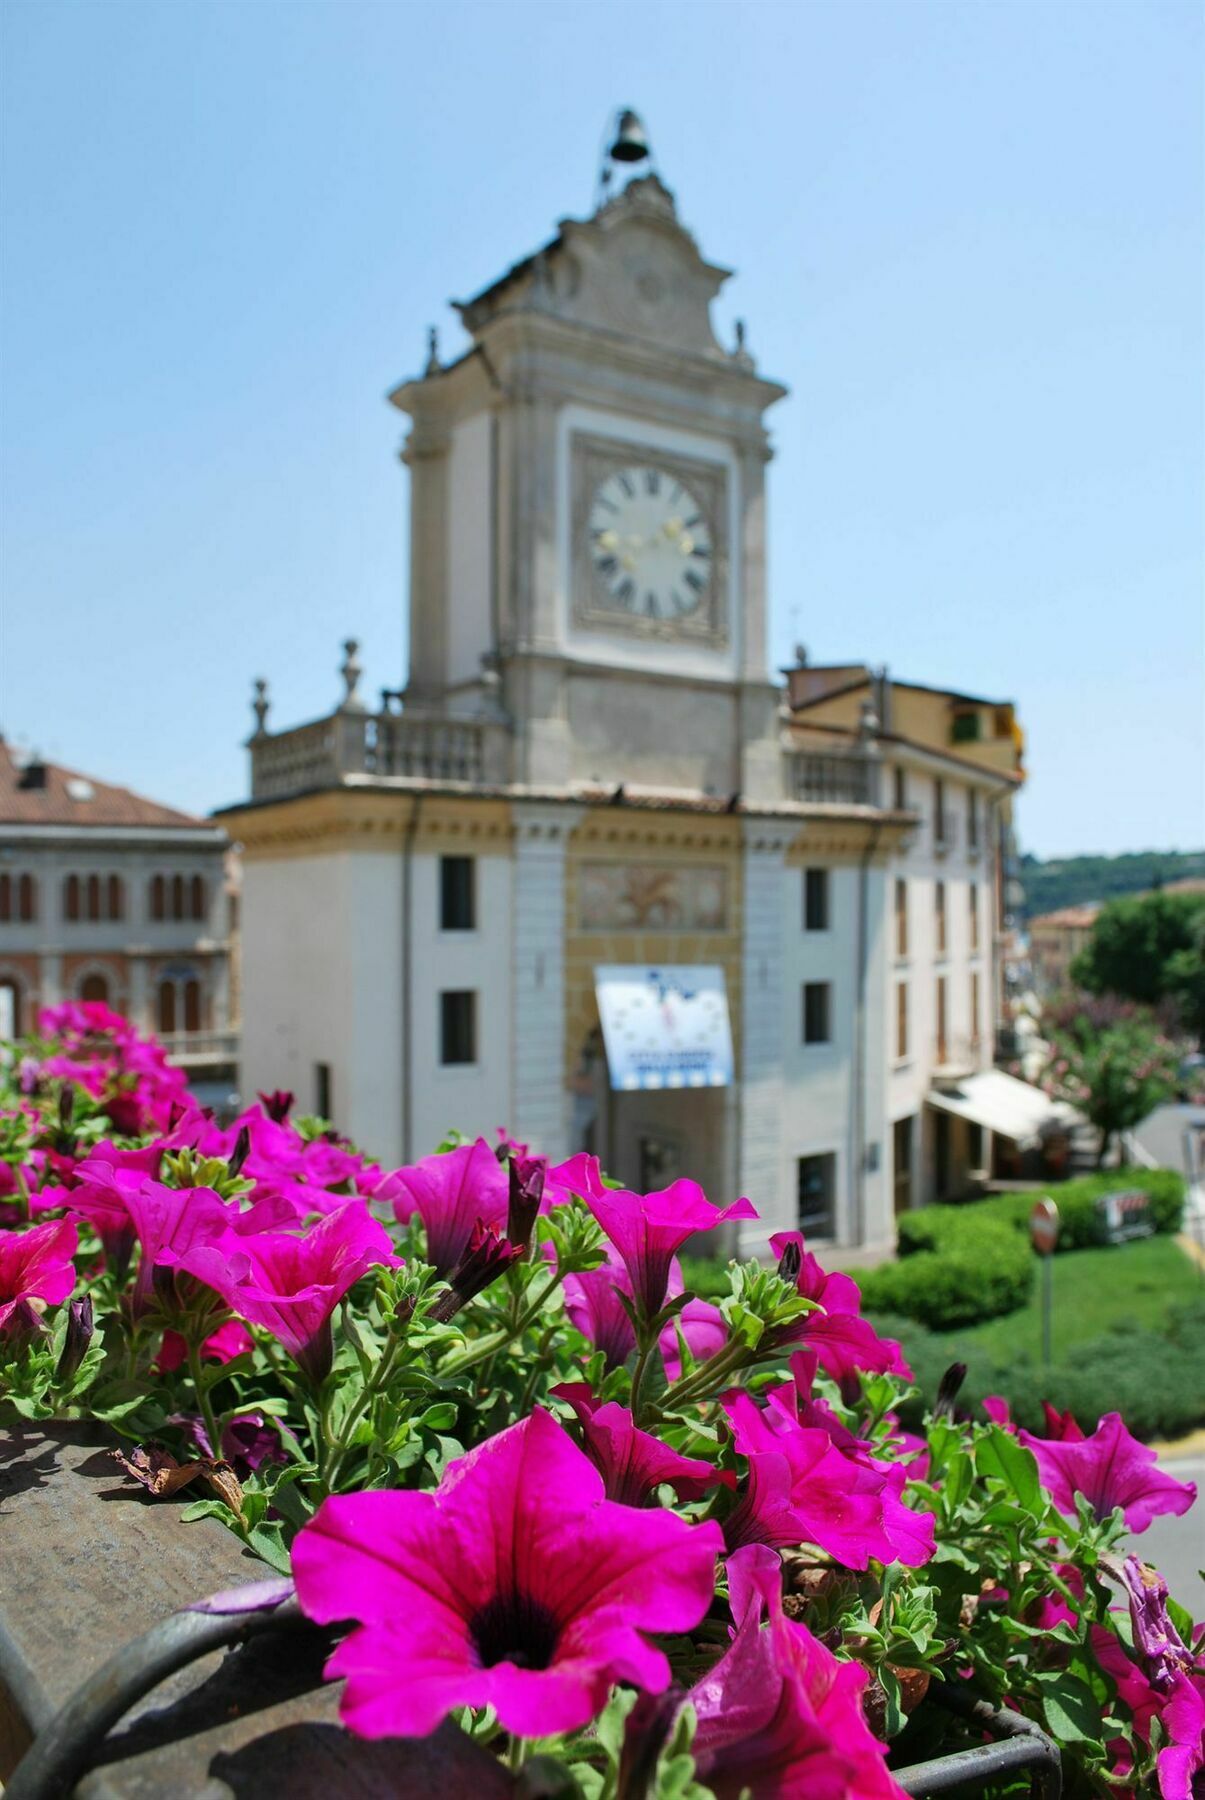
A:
[183,1201,400,1383]
[689,1544,906,1799]
[586,1179,757,1318]
[767,1231,911,1402]
[1122,1556,1197,1696]
[563,1245,638,1368]
[1157,1673,1205,1800]
[551,1383,717,1506]
[176,1409,287,1474]
[71,1164,233,1315]
[155,1318,254,1375]
[0,1219,78,1334]
[291,1408,723,1740]
[1040,1400,1085,1442]
[982,1396,1013,1429]
[378,1137,509,1275]
[722,1386,933,1569]
[1019,1411,1198,1533]
[660,1295,727,1381]
[428,1220,523,1323]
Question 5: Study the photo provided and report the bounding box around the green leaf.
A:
[246,1521,293,1575]
[1032,1671,1104,1745]
[976,1426,1043,1516]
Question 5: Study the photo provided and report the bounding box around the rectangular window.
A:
[896,981,908,1059]
[804,867,829,931]
[802,981,831,1045]
[895,878,908,957]
[968,790,980,849]
[936,976,948,1063]
[893,766,907,811]
[935,881,947,954]
[439,856,476,931]
[315,1062,332,1120]
[951,708,981,744]
[934,778,946,844]
[892,1115,914,1216]
[440,989,477,1065]
[797,1152,836,1236]
[971,970,981,1045]
[969,882,979,951]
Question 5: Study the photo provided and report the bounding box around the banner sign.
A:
[1095,1189,1154,1246]
[595,965,734,1092]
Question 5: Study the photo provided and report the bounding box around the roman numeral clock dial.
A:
[589,464,713,623]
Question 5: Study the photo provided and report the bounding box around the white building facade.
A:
[222,148,1026,1251]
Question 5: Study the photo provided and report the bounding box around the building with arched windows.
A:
[0,737,237,1100]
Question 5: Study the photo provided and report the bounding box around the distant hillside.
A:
[1022,849,1205,918]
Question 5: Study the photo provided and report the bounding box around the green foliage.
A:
[899,1168,1185,1256]
[1071,888,1205,1035]
[676,1255,734,1302]
[1021,847,1205,917]
[857,1216,1032,1329]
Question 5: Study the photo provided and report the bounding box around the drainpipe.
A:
[401,793,423,1163]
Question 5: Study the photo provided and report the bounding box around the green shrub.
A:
[858,1219,1032,1330]
[898,1168,1186,1259]
[677,1254,733,1302]
[868,1297,1205,1441]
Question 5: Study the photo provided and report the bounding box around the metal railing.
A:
[788,751,873,806]
[160,1031,239,1065]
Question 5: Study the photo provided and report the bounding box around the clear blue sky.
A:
[2,0,1201,857]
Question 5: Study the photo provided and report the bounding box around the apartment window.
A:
[951,708,981,744]
[969,883,979,951]
[893,766,907,811]
[892,1116,914,1217]
[85,874,102,922]
[971,971,981,1046]
[171,874,186,922]
[106,875,123,921]
[190,875,207,923]
[896,982,909,1060]
[440,989,477,1065]
[0,876,9,923]
[936,975,948,1063]
[935,881,947,955]
[0,978,20,1038]
[80,972,110,1005]
[804,867,830,931]
[315,1062,332,1120]
[439,856,476,931]
[157,972,202,1036]
[157,979,176,1034]
[64,875,81,922]
[150,875,166,922]
[968,790,980,850]
[895,878,908,957]
[934,778,946,844]
[802,981,831,1045]
[796,1152,836,1236]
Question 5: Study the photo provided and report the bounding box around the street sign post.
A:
[1030,1198,1059,1367]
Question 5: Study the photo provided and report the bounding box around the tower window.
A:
[440,856,476,931]
[802,982,831,1045]
[803,868,829,932]
[440,990,478,1065]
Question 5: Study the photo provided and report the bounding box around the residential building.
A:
[221,125,1034,1249]
[0,739,238,1102]
[1028,904,1101,995]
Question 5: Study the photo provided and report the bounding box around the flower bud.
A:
[506,1155,546,1253]
[429,1220,523,1323]
[934,1361,968,1420]
[776,1238,802,1283]
[227,1124,251,1181]
[55,1295,94,1384]
[256,1089,294,1122]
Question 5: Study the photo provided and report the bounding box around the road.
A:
[1137,1452,1205,1610]
[1132,1102,1205,1179]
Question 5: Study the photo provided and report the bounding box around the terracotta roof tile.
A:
[0,740,205,830]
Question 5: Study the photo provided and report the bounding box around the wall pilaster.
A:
[738,822,796,1248]
[510,803,582,1158]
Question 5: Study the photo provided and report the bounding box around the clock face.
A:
[588,464,713,621]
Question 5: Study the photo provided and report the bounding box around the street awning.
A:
[595,964,734,1092]
[926,1068,1079,1149]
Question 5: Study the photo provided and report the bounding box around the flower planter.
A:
[1,1426,1061,1799]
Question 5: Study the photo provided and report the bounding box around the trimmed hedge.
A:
[897,1168,1186,1260]
[856,1218,1032,1330]
[873,1299,1205,1442]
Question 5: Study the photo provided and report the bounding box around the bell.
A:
[608,109,650,165]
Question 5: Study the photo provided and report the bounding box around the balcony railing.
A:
[933,812,959,855]
[160,1031,240,1067]
[788,751,873,807]
[250,708,510,801]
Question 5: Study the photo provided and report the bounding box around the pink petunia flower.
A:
[689,1543,906,1798]
[155,1318,255,1375]
[1019,1412,1198,1533]
[660,1295,727,1381]
[982,1396,1013,1429]
[1040,1400,1085,1442]
[182,1201,400,1383]
[767,1231,912,1401]
[551,1383,717,1506]
[586,1179,757,1318]
[378,1137,509,1275]
[291,1408,723,1741]
[0,1219,78,1335]
[71,1169,233,1319]
[563,1244,639,1368]
[1157,1673,1205,1800]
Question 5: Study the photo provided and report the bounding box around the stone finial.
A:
[732,318,754,367]
[424,326,441,376]
[858,696,881,741]
[251,678,270,738]
[794,643,808,667]
[339,639,366,712]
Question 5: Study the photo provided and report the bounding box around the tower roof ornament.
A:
[339,639,367,713]
[424,326,441,377]
[251,678,270,738]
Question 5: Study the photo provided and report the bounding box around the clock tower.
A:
[388,142,788,801]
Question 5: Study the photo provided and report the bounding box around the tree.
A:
[1041,997,1179,1166]
[1071,890,1205,1040]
